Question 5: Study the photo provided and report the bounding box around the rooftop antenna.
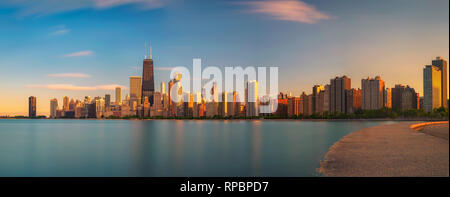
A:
[144,42,147,59]
[150,45,152,59]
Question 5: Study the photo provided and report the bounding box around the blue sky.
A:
[0,0,448,115]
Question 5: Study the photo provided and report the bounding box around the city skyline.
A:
[0,0,449,116]
[15,55,447,118]
[4,55,450,117]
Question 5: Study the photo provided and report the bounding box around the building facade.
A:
[246,80,259,117]
[115,87,122,105]
[362,76,385,110]
[431,57,448,108]
[423,65,442,112]
[29,96,36,117]
[330,76,351,113]
[50,98,58,118]
[130,76,142,105]
[142,53,155,105]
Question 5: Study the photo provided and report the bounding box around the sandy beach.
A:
[319,121,449,177]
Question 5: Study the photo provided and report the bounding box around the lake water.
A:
[0,119,396,177]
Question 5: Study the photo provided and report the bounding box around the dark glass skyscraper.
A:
[142,48,155,106]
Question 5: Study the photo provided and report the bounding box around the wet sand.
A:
[319,121,449,177]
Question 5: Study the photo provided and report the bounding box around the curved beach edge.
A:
[318,121,449,177]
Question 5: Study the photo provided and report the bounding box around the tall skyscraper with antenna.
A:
[142,43,155,106]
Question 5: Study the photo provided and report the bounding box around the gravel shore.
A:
[319,121,449,177]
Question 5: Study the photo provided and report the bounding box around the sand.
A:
[319,121,449,177]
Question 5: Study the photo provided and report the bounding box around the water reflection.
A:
[0,119,392,177]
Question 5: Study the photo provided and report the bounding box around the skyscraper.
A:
[161,81,166,95]
[384,88,392,109]
[362,76,385,110]
[84,96,91,104]
[130,76,142,105]
[392,84,417,111]
[28,96,36,117]
[287,96,300,117]
[50,98,58,118]
[323,84,330,112]
[431,57,448,108]
[115,86,122,105]
[246,80,259,117]
[307,94,313,115]
[401,86,418,111]
[330,76,351,113]
[168,80,175,117]
[226,92,236,117]
[105,94,111,108]
[219,91,228,117]
[423,65,442,112]
[345,88,362,114]
[69,98,75,111]
[142,46,155,106]
[300,92,308,115]
[312,85,324,114]
[317,90,325,114]
[193,92,202,117]
[63,96,69,111]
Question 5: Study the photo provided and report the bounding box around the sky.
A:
[0,0,448,116]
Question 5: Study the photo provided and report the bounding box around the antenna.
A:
[150,45,152,59]
[144,42,147,59]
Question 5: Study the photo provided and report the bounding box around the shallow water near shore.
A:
[0,119,398,177]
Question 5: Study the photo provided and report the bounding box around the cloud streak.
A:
[47,73,91,78]
[63,50,94,57]
[50,29,70,36]
[240,0,332,24]
[1,0,164,17]
[94,0,164,9]
[26,84,126,91]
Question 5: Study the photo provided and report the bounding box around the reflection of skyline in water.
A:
[0,119,393,177]
[251,121,262,176]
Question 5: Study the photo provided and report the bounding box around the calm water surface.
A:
[0,119,397,177]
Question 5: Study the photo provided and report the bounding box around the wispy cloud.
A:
[1,0,164,17]
[26,84,126,91]
[94,0,164,9]
[240,0,333,24]
[47,73,91,78]
[63,50,94,57]
[49,24,70,36]
[50,29,70,36]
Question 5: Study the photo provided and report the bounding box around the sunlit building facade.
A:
[423,65,442,112]
[130,76,142,105]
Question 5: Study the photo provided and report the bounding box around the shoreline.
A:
[319,121,449,177]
